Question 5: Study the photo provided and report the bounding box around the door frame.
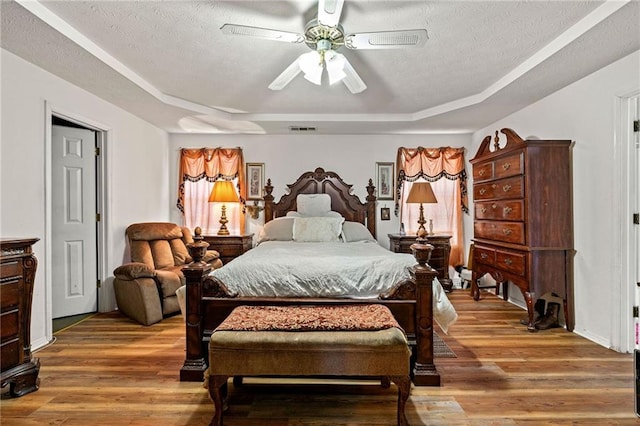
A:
[44,101,110,340]
[612,89,640,353]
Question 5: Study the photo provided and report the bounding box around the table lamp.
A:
[209,181,239,235]
[406,182,438,238]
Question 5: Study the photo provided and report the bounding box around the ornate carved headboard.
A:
[263,167,377,238]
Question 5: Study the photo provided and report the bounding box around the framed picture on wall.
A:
[376,162,394,200]
[246,163,264,201]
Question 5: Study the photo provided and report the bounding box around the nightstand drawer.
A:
[388,233,452,291]
[217,245,243,258]
[203,234,253,265]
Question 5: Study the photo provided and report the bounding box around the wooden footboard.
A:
[180,242,440,386]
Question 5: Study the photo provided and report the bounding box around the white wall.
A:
[469,50,640,348]
[0,50,170,350]
[168,133,473,248]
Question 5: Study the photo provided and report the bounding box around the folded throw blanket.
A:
[215,305,401,332]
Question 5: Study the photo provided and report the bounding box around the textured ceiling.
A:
[1,0,639,134]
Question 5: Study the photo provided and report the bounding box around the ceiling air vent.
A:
[289,126,317,132]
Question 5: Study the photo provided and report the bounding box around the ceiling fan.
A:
[220,0,428,94]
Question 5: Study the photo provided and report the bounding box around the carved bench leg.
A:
[390,375,411,426]
[208,375,229,426]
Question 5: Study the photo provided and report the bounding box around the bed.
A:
[180,167,456,386]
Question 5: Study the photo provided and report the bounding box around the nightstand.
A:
[202,234,253,265]
[388,233,453,292]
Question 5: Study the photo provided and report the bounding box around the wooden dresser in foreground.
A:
[388,233,453,292]
[1,238,40,397]
[202,234,253,265]
[470,128,574,331]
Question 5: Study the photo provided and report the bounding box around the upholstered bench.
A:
[206,304,412,426]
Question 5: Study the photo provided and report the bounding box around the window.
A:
[396,147,468,266]
[177,148,246,235]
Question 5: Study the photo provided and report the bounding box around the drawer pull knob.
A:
[502,163,511,170]
[480,253,488,259]
[492,184,498,189]
[505,258,513,266]
[503,206,513,215]
[479,188,486,195]
[503,184,512,192]
[480,207,487,213]
[479,169,486,176]
[492,203,497,209]
[503,228,512,235]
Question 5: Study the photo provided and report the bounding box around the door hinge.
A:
[97,279,101,289]
[634,213,639,225]
[95,146,100,156]
[96,213,101,222]
[634,120,639,132]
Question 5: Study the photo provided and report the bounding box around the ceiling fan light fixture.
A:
[298,51,323,85]
[325,51,346,85]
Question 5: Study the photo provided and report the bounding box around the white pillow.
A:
[341,221,376,243]
[296,194,331,216]
[257,217,294,244]
[287,210,342,218]
[292,217,344,242]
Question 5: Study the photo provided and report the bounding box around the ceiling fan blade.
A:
[268,57,303,91]
[317,0,344,28]
[341,56,366,94]
[221,24,304,44]
[344,29,428,49]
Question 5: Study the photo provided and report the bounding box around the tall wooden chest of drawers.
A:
[470,129,574,331]
[1,238,40,397]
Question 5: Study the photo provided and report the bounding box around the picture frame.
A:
[380,207,391,221]
[376,162,394,200]
[246,163,265,201]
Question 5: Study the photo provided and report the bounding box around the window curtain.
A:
[395,147,468,266]
[177,148,246,235]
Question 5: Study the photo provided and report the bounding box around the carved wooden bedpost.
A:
[263,178,274,222]
[365,178,377,238]
[409,241,440,386]
[180,242,211,382]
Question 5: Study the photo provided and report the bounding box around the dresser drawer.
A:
[474,220,525,245]
[1,310,19,340]
[473,162,493,182]
[1,338,20,371]
[0,260,22,279]
[494,152,523,179]
[1,280,21,310]
[495,249,526,276]
[474,245,496,266]
[473,176,524,201]
[475,200,524,221]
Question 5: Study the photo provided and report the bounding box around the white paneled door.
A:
[52,125,98,319]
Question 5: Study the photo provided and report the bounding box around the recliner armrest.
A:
[114,262,156,280]
[203,250,220,263]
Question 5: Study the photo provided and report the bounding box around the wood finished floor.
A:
[1,291,637,425]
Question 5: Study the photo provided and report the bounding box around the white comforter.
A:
[209,240,458,332]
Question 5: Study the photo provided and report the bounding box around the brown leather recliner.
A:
[113,222,223,325]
